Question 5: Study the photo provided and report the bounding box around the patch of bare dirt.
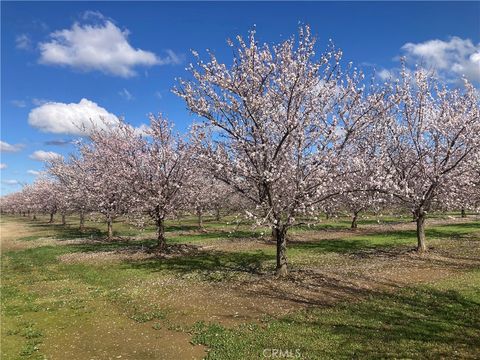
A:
[36,294,206,360]
[123,276,299,327]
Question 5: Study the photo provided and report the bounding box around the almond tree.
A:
[186,169,235,228]
[339,191,386,229]
[176,26,383,276]
[78,116,195,249]
[125,115,195,249]
[48,156,93,230]
[436,157,480,216]
[23,177,64,223]
[73,127,134,239]
[376,67,480,252]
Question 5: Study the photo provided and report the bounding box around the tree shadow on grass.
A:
[165,224,200,232]
[26,222,105,239]
[168,230,263,244]
[67,238,158,254]
[315,286,480,357]
[289,239,377,254]
[189,269,479,358]
[126,250,274,278]
[289,223,480,255]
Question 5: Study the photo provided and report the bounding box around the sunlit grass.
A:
[1,214,479,359]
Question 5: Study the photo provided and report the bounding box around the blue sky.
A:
[1,1,479,195]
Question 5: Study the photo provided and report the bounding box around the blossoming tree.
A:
[375,67,480,251]
[176,26,384,276]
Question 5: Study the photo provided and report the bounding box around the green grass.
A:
[191,271,480,359]
[1,214,479,359]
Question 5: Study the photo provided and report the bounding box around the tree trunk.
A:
[107,217,113,240]
[33,214,37,221]
[416,211,427,253]
[461,208,466,218]
[79,211,85,231]
[61,214,66,225]
[273,225,288,277]
[197,208,203,229]
[325,211,330,220]
[215,208,221,221]
[48,212,54,223]
[351,211,359,229]
[156,217,166,250]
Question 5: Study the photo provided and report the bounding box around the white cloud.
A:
[377,69,393,81]
[0,163,6,169]
[32,98,51,106]
[119,88,133,101]
[401,37,480,82]
[162,49,184,65]
[2,179,19,185]
[15,34,32,50]
[154,91,163,99]
[44,139,71,146]
[134,123,151,136]
[11,100,27,108]
[82,10,106,21]
[29,150,63,162]
[28,98,119,135]
[38,16,181,77]
[27,170,41,176]
[0,141,24,153]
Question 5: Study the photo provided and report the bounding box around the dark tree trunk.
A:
[23,212,26,217]
[273,225,288,277]
[79,211,85,231]
[61,214,66,225]
[416,210,427,253]
[461,208,466,218]
[351,211,359,229]
[33,214,37,221]
[215,208,221,221]
[107,216,113,240]
[197,208,203,229]
[156,217,166,250]
[325,211,330,220]
[48,212,54,223]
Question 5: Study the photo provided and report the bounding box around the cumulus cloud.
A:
[28,98,119,135]
[27,170,41,176]
[38,15,182,77]
[401,37,480,83]
[15,34,32,50]
[0,141,24,153]
[29,150,63,162]
[0,163,6,169]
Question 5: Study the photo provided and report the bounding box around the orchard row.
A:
[2,26,479,276]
